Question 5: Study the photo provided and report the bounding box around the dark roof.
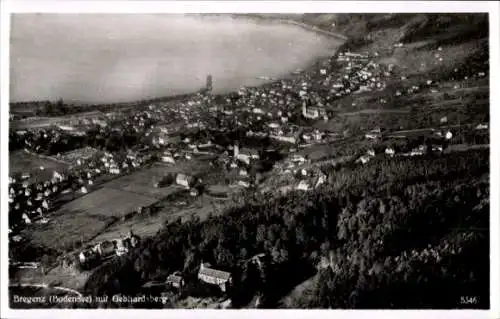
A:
[142,281,168,289]
[199,265,232,281]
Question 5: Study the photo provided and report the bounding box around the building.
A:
[93,241,115,259]
[365,133,379,140]
[161,152,175,164]
[233,145,260,165]
[166,272,185,289]
[206,74,213,92]
[385,147,395,157]
[314,172,327,188]
[356,155,371,164]
[198,262,232,292]
[175,173,194,189]
[302,101,320,120]
[296,180,310,191]
[270,134,297,144]
[79,249,99,266]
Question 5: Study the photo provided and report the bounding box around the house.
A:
[237,180,250,188]
[290,154,306,163]
[162,152,175,164]
[410,145,427,156]
[115,236,134,256]
[270,134,296,144]
[198,262,232,292]
[356,155,371,164]
[440,116,448,124]
[175,173,194,189]
[233,145,259,165]
[93,241,115,259]
[166,271,185,289]
[432,145,443,152]
[22,213,32,224]
[79,248,100,266]
[296,180,310,191]
[445,131,453,140]
[476,123,488,130]
[385,147,395,157]
[315,172,327,188]
[239,169,248,177]
[52,171,64,182]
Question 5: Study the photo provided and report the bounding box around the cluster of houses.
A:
[141,253,269,306]
[154,172,201,196]
[78,231,141,268]
[8,170,68,232]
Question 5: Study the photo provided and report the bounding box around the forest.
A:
[82,148,489,309]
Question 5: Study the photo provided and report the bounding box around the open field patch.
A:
[155,159,213,176]
[296,143,336,162]
[89,214,166,244]
[58,147,99,166]
[11,117,60,130]
[9,151,69,183]
[59,187,159,218]
[21,212,114,252]
[103,164,184,199]
[91,194,229,243]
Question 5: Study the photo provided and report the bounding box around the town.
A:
[8,13,490,309]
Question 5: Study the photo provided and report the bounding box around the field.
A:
[9,150,69,183]
[58,147,99,166]
[296,143,335,162]
[22,186,160,252]
[21,212,115,252]
[59,187,159,218]
[90,193,229,244]
[206,184,233,196]
[102,163,187,199]
[10,117,61,130]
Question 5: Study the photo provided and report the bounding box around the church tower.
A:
[206,74,213,93]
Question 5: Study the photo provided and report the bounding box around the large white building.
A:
[198,262,232,292]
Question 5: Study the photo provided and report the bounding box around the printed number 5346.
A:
[460,296,479,305]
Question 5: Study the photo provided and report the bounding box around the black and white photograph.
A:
[1,1,499,318]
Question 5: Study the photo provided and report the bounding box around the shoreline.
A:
[9,14,347,113]
[229,14,347,41]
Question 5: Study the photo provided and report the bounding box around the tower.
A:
[302,100,307,117]
[206,74,213,92]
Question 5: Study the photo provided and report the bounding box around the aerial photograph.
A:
[6,12,490,310]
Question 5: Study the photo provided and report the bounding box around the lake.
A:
[10,14,341,104]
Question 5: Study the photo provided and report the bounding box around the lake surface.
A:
[10,14,341,104]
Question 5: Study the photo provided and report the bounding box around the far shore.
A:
[9,14,347,115]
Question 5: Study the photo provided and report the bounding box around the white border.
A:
[1,2,499,319]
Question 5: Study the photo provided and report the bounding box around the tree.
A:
[316,266,335,308]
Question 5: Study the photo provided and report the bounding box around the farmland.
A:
[9,150,69,183]
[58,147,99,166]
[90,191,231,244]
[59,187,159,218]
[20,211,115,252]
[102,163,189,199]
